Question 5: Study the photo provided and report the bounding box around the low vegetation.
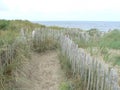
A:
[0,19,119,90]
[99,29,120,49]
[0,20,43,89]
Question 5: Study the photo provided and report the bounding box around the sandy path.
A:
[16,50,63,90]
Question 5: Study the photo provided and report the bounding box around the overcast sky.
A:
[1,0,120,21]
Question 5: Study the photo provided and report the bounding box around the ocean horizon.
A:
[34,21,120,31]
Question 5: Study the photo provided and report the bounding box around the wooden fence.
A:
[0,28,119,90]
[32,28,120,90]
[0,29,30,67]
[60,35,120,90]
[0,44,16,67]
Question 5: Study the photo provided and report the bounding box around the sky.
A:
[0,0,120,21]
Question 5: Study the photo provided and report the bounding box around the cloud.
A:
[1,0,120,21]
[0,0,8,11]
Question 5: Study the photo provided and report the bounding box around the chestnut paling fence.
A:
[0,43,16,67]
[60,35,120,90]
[0,28,120,90]
[0,29,30,69]
[32,29,120,90]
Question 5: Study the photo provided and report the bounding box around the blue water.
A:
[35,21,120,31]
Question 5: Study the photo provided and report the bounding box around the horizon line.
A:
[32,20,120,22]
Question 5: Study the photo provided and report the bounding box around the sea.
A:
[35,21,120,31]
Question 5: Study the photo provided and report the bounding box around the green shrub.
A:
[60,82,70,90]
[99,30,120,49]
[0,20,10,30]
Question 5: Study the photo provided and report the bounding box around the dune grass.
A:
[71,29,120,66]
[0,19,120,89]
[32,37,58,52]
[0,19,59,89]
[0,20,35,89]
[99,30,120,49]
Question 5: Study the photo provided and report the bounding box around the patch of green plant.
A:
[0,19,46,32]
[33,37,58,52]
[109,56,120,66]
[99,30,120,49]
[59,82,70,90]
[74,39,88,48]
[58,52,72,77]
[113,56,120,66]
[0,20,10,30]
[87,28,100,36]
[0,30,18,46]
